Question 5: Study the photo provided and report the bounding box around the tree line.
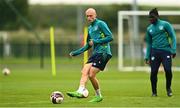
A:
[1,0,180,33]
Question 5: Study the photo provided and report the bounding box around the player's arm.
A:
[145,31,152,63]
[92,21,113,44]
[165,22,176,56]
[70,34,91,56]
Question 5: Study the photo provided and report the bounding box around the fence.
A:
[0,43,118,58]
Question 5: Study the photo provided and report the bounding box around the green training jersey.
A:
[145,19,176,60]
[71,18,113,56]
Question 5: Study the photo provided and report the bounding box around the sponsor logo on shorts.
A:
[151,56,155,61]
[93,63,96,66]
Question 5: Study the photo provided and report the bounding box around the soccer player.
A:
[66,8,113,102]
[145,8,176,97]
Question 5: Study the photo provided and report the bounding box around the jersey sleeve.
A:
[70,34,91,56]
[164,22,176,54]
[93,21,113,44]
[145,30,152,60]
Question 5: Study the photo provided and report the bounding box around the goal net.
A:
[118,11,180,72]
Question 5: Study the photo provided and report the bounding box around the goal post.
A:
[0,31,11,57]
[118,11,180,72]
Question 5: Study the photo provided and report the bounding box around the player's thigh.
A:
[81,63,92,75]
[151,59,161,71]
[162,51,172,70]
[89,67,100,78]
[150,50,161,72]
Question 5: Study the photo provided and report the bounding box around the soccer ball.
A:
[81,88,89,98]
[2,68,11,76]
[50,91,64,104]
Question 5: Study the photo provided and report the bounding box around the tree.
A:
[0,0,29,30]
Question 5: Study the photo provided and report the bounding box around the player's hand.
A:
[89,40,94,46]
[172,53,176,58]
[145,59,150,64]
[69,52,74,57]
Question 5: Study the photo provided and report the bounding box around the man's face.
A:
[86,11,96,23]
[149,16,157,24]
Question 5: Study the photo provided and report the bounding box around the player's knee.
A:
[81,71,88,78]
[164,68,171,73]
[81,70,85,74]
[151,71,157,76]
[88,74,93,79]
[88,73,95,79]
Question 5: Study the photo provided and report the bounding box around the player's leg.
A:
[88,67,103,102]
[150,49,161,96]
[88,53,112,102]
[77,63,92,93]
[89,67,101,96]
[66,63,92,98]
[161,51,173,97]
[67,54,97,98]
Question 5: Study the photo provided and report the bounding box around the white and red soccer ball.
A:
[81,88,89,98]
[50,91,64,104]
[2,68,11,76]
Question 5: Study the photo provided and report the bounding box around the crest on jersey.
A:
[149,29,153,33]
[159,26,163,30]
[94,26,98,31]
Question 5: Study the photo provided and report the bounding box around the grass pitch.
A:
[0,57,180,107]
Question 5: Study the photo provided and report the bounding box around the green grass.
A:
[0,57,180,107]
